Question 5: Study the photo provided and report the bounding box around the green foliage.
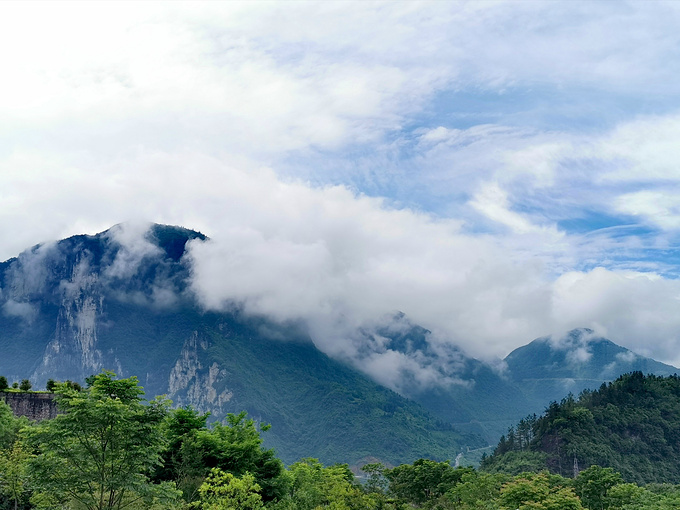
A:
[1,376,680,510]
[384,459,473,506]
[0,440,31,509]
[498,473,583,510]
[25,371,180,510]
[0,401,27,451]
[154,406,210,501]
[153,408,285,503]
[484,373,680,483]
[482,451,549,476]
[270,458,378,510]
[42,379,83,393]
[192,469,264,510]
[444,471,507,509]
[573,466,623,510]
[193,412,285,502]
[18,381,31,392]
[0,377,8,392]
[361,463,389,495]
[605,483,651,510]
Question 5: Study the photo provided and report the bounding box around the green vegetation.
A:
[482,372,680,484]
[0,371,679,509]
[26,372,178,510]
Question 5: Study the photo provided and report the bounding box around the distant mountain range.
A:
[0,224,675,465]
[360,320,678,443]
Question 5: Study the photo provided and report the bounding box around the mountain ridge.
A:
[504,328,678,414]
[0,223,481,466]
[1,223,677,465]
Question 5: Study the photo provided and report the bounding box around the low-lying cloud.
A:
[177,166,680,373]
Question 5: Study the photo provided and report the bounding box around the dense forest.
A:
[482,372,680,484]
[2,371,680,509]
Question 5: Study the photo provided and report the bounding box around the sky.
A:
[3,1,680,369]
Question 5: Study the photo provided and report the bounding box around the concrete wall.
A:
[0,392,58,421]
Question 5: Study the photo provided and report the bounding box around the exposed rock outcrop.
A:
[168,331,233,414]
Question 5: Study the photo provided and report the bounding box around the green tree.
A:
[0,400,27,450]
[154,406,211,502]
[26,371,180,510]
[499,473,583,510]
[605,483,651,510]
[573,466,623,510]
[192,469,264,510]
[0,377,8,392]
[0,409,29,509]
[271,458,377,510]
[445,471,506,509]
[18,380,31,392]
[385,459,472,506]
[193,412,285,502]
[362,463,389,495]
[45,379,57,393]
[0,441,31,510]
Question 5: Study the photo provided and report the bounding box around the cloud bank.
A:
[178,164,680,368]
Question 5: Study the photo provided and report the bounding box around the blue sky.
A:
[3,1,680,372]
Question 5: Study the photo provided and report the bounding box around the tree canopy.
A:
[26,372,179,510]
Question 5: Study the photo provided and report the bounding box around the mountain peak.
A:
[504,330,678,410]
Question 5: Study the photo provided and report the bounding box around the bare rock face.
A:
[33,255,106,384]
[0,223,203,389]
[168,331,233,415]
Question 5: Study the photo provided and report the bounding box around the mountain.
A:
[505,328,678,411]
[369,324,679,446]
[0,223,482,466]
[482,372,680,484]
[363,316,536,443]
[2,223,677,465]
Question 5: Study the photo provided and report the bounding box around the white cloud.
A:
[469,181,561,235]
[104,222,162,280]
[615,190,680,229]
[551,268,680,364]
[597,115,680,183]
[2,300,38,322]
[567,347,592,365]
[615,351,636,363]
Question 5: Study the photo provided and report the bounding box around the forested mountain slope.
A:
[483,372,680,484]
[2,223,678,467]
[0,224,481,466]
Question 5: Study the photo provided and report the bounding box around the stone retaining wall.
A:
[0,392,58,421]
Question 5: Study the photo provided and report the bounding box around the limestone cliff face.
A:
[30,254,110,385]
[0,224,204,388]
[0,223,237,425]
[168,331,233,415]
